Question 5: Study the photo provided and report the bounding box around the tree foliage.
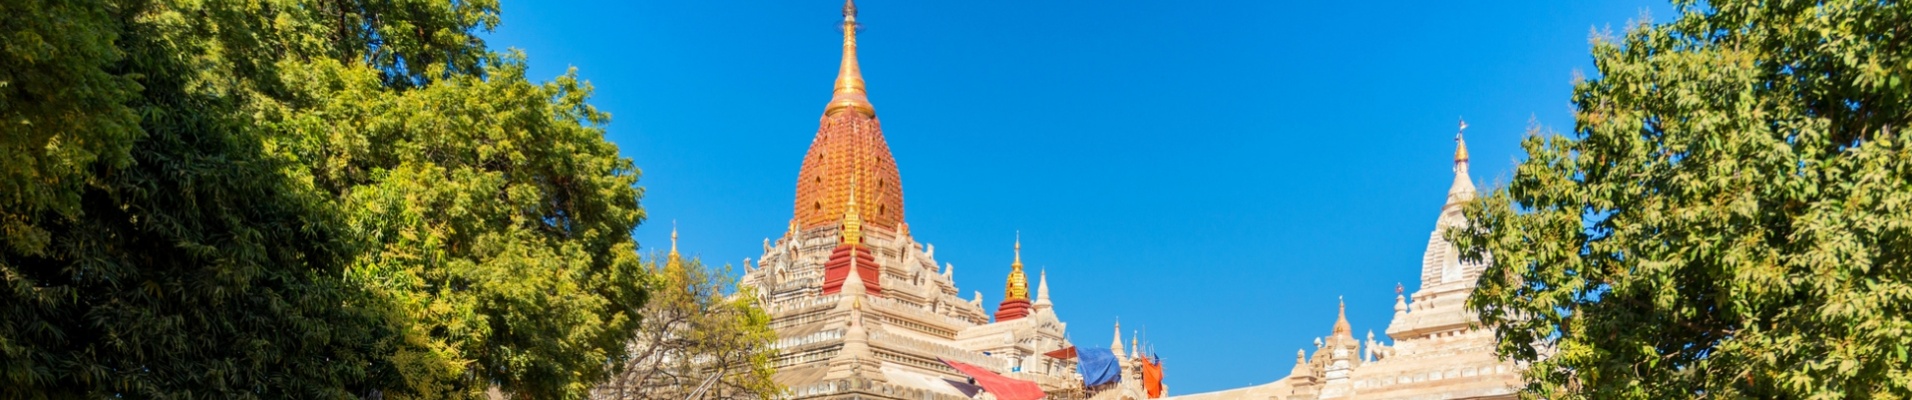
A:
[1454,1,1912,398]
[594,255,778,400]
[1,0,646,398]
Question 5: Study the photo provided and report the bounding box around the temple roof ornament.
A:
[1450,118,1478,202]
[994,234,1034,321]
[842,177,864,245]
[827,0,873,117]
[1005,234,1028,300]
[1034,269,1052,309]
[669,222,680,260]
[1333,296,1352,337]
[1455,118,1470,162]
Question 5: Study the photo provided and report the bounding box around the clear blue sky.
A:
[484,0,1672,394]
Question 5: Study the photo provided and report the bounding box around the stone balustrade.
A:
[773,294,843,313]
[1350,363,1513,390]
[864,296,976,329]
[867,330,1005,371]
[773,329,845,351]
[778,377,973,400]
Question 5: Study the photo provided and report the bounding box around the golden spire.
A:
[826,0,874,117]
[1449,118,1478,202]
[841,176,864,245]
[1014,231,1022,265]
[669,221,680,259]
[1004,234,1029,300]
[1455,118,1470,163]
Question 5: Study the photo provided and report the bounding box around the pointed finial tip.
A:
[1013,232,1022,263]
[1454,119,1471,162]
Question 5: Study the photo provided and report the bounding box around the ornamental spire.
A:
[1004,234,1028,300]
[669,222,680,260]
[1131,334,1140,361]
[1455,118,1470,163]
[842,177,864,245]
[826,0,874,117]
[1333,296,1352,337]
[1034,269,1052,309]
[1449,118,1478,203]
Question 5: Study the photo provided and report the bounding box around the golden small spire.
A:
[841,177,864,245]
[826,0,874,117]
[1004,233,1028,300]
[669,221,680,259]
[1455,118,1470,163]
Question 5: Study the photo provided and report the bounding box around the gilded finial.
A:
[1014,231,1022,265]
[669,221,680,259]
[826,0,874,117]
[1455,118,1470,162]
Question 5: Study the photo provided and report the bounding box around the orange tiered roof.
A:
[792,0,904,230]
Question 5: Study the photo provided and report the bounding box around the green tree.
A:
[1,1,399,397]
[269,54,649,399]
[1454,1,1912,398]
[594,254,779,400]
[1,0,646,398]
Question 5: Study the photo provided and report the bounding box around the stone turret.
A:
[827,261,882,380]
[1033,269,1052,311]
[1323,298,1359,383]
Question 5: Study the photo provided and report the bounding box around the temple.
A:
[736,2,1158,399]
[1159,122,1519,400]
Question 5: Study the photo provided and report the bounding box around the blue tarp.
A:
[1077,347,1122,387]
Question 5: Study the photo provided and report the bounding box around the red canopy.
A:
[940,358,1045,400]
[1042,346,1077,360]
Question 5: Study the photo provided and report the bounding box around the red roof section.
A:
[820,243,881,296]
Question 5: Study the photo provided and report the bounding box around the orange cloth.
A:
[1142,357,1165,398]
